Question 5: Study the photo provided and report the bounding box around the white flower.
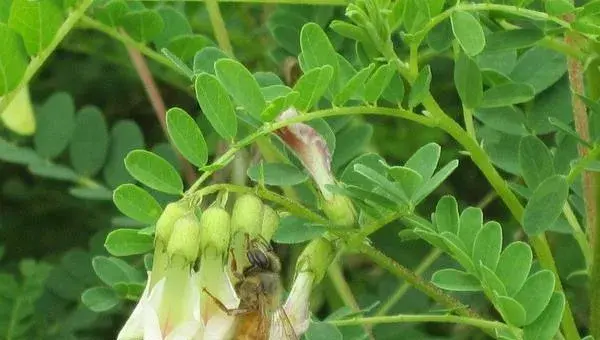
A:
[117,269,202,340]
[281,271,314,336]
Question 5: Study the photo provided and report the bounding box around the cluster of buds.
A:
[117,194,334,340]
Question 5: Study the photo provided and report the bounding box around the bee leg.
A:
[203,288,251,316]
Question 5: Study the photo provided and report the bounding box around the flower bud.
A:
[295,237,335,284]
[231,194,264,237]
[155,201,189,247]
[261,205,280,242]
[166,214,201,264]
[199,207,231,256]
[322,194,356,228]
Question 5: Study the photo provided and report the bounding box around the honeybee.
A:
[208,237,298,340]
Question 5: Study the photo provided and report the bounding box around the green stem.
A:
[186,106,435,194]
[462,106,476,140]
[360,244,480,320]
[329,313,519,337]
[78,16,178,74]
[563,202,592,268]
[375,248,443,316]
[205,0,234,56]
[0,0,95,115]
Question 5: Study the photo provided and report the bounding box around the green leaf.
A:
[247,162,308,186]
[364,63,395,104]
[514,270,555,324]
[441,232,477,273]
[481,83,535,108]
[509,47,566,94]
[124,150,183,195]
[405,142,440,180]
[305,320,343,340]
[472,221,502,271]
[528,78,573,134]
[454,51,483,109]
[353,164,408,203]
[105,228,154,256]
[121,9,164,42]
[458,207,483,253]
[0,138,40,165]
[333,63,375,106]
[8,0,63,56]
[451,11,485,56]
[382,72,405,105]
[113,184,162,224]
[434,195,459,234]
[69,186,112,200]
[214,58,266,118]
[484,29,544,52]
[0,23,27,95]
[518,135,554,189]
[414,160,459,203]
[300,23,339,94]
[260,91,299,121]
[332,122,373,171]
[103,120,144,188]
[480,264,507,296]
[34,92,76,159]
[523,175,568,235]
[193,47,228,75]
[473,106,528,136]
[427,18,453,52]
[95,0,128,27]
[261,85,292,101]
[545,0,575,16]
[167,35,213,65]
[408,66,432,109]
[497,295,527,327]
[69,106,109,176]
[387,166,423,200]
[81,287,119,312]
[522,293,565,339]
[293,65,333,111]
[166,107,207,167]
[152,7,191,48]
[495,242,532,296]
[92,256,143,287]
[431,268,482,291]
[194,73,237,140]
[161,47,195,79]
[272,216,326,244]
[28,160,79,182]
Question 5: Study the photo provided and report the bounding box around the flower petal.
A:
[283,271,314,335]
[198,249,240,310]
[276,107,334,200]
[117,273,157,340]
[203,308,236,340]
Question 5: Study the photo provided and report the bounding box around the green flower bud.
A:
[231,194,264,237]
[199,207,231,256]
[155,201,189,247]
[322,194,356,228]
[295,237,335,284]
[166,214,201,264]
[261,205,280,242]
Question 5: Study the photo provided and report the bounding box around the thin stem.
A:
[567,144,600,184]
[563,203,592,268]
[205,0,234,56]
[462,106,476,140]
[360,244,480,319]
[186,106,436,194]
[328,261,374,339]
[329,313,518,337]
[375,248,443,316]
[121,30,197,185]
[0,0,95,115]
[78,16,180,75]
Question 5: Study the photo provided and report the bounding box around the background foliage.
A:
[1,0,599,339]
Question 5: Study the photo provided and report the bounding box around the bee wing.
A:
[268,307,298,340]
